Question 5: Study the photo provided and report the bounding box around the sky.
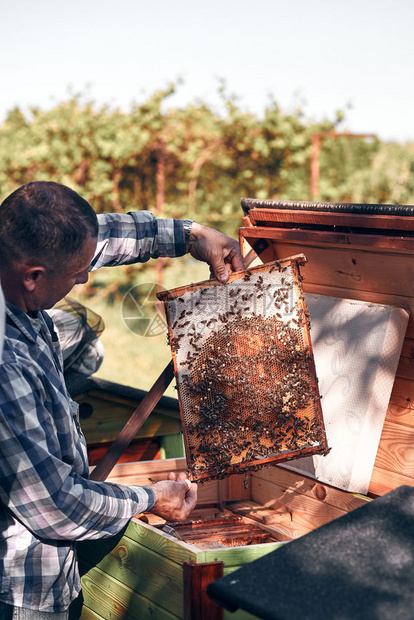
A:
[1,0,413,143]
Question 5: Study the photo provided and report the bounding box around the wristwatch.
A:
[183,219,193,252]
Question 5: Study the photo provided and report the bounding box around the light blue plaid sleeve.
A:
[90,211,187,270]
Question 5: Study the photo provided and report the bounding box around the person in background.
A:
[0,181,244,619]
[48,297,105,376]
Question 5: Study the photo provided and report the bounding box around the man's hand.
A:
[187,222,245,283]
[150,471,197,522]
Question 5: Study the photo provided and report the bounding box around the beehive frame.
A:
[157,255,328,481]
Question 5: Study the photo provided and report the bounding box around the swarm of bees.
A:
[158,257,328,482]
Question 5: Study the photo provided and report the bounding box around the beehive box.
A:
[78,457,371,620]
[78,200,414,620]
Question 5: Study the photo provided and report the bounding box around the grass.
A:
[72,257,209,398]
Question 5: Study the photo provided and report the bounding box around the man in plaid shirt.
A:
[0,181,244,619]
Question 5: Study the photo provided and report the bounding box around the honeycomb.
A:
[157,255,328,482]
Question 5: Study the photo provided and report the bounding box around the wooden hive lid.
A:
[241,198,414,233]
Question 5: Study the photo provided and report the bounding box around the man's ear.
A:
[23,266,47,292]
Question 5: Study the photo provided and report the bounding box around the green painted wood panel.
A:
[203,540,284,567]
[81,566,180,620]
[125,520,203,564]
[82,535,185,617]
[160,433,185,459]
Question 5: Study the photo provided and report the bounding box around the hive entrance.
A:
[157,255,328,482]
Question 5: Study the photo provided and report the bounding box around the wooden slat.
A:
[267,242,414,299]
[87,438,161,466]
[242,230,414,335]
[224,609,258,620]
[81,566,179,620]
[401,338,414,359]
[226,473,251,502]
[248,208,414,232]
[82,534,185,617]
[386,402,414,428]
[389,377,414,412]
[105,456,186,475]
[240,226,414,252]
[102,458,220,506]
[183,561,224,620]
[101,460,184,485]
[80,606,105,620]
[125,519,202,564]
[396,356,414,381]
[251,476,348,535]
[202,540,284,566]
[227,500,292,526]
[373,420,414,479]
[254,466,369,513]
[368,466,414,497]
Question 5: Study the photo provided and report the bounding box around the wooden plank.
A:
[80,606,105,620]
[202,540,283,567]
[253,466,369,513]
[125,519,202,564]
[368,466,414,497]
[251,476,350,535]
[103,461,219,505]
[227,500,292,526]
[225,473,251,502]
[81,566,179,620]
[82,534,185,617]
[183,561,224,620]
[373,420,414,479]
[266,242,414,299]
[401,338,414,359]
[99,457,186,482]
[389,377,414,412]
[87,438,161,466]
[224,610,258,620]
[240,226,414,252]
[244,230,414,339]
[248,208,414,232]
[396,356,414,381]
[105,456,186,475]
[386,402,414,428]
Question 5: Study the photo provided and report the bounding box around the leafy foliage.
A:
[1,84,409,299]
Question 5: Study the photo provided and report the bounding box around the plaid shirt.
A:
[0,284,4,361]
[0,212,187,612]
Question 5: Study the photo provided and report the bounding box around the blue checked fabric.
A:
[0,212,187,612]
